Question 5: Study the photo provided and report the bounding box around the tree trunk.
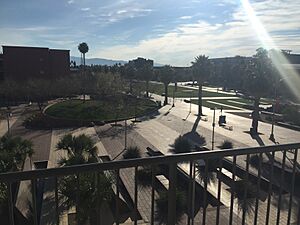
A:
[175,82,177,91]
[129,79,133,93]
[164,83,168,106]
[251,97,260,134]
[198,83,202,116]
[83,53,86,102]
[146,80,149,98]
[83,53,86,69]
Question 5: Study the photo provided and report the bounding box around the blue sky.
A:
[0,0,300,66]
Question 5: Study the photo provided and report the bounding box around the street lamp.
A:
[269,78,285,142]
[211,107,216,150]
[172,86,175,107]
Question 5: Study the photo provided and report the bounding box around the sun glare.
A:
[241,0,300,101]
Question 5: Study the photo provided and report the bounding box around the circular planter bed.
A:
[25,95,158,129]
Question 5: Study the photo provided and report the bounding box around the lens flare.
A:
[241,0,300,102]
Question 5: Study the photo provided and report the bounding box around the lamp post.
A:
[124,119,127,149]
[172,87,175,107]
[211,107,216,150]
[269,78,284,142]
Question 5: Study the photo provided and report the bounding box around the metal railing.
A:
[0,143,299,225]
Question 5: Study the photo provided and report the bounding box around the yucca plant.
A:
[171,135,192,154]
[220,140,233,149]
[155,190,187,224]
[123,146,141,159]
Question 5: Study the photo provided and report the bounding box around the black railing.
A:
[0,143,299,225]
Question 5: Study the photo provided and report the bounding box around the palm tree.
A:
[0,135,34,224]
[56,134,98,166]
[78,42,89,102]
[56,134,113,225]
[244,48,271,134]
[0,135,34,172]
[191,55,210,117]
[141,63,153,98]
[159,65,174,105]
[78,42,89,68]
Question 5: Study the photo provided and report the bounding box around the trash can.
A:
[219,115,226,125]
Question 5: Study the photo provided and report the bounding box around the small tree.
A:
[159,65,174,105]
[0,136,34,224]
[233,180,256,216]
[191,55,210,116]
[56,134,113,225]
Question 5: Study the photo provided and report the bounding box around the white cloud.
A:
[180,16,192,20]
[93,0,300,66]
[67,0,74,4]
[81,7,90,11]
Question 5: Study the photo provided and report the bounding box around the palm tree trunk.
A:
[164,83,168,105]
[83,53,86,102]
[129,79,133,93]
[83,53,86,69]
[146,80,149,98]
[251,97,260,134]
[198,83,202,116]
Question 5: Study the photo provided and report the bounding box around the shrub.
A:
[123,146,141,159]
[136,167,153,186]
[249,154,261,168]
[233,180,256,215]
[155,190,187,224]
[172,135,191,154]
[220,140,233,149]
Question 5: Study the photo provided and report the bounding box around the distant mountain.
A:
[70,56,127,66]
[71,56,163,67]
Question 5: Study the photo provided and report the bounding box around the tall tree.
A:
[122,63,136,93]
[244,48,271,134]
[159,65,174,105]
[191,55,210,116]
[78,42,89,101]
[78,42,89,68]
[141,63,153,98]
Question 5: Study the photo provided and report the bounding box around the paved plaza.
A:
[0,87,299,224]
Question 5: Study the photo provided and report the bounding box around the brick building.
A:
[1,46,70,80]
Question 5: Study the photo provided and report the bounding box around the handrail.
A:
[0,142,299,182]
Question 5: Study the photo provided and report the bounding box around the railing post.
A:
[151,166,155,225]
[31,179,38,225]
[55,177,59,225]
[168,163,177,225]
[7,182,15,225]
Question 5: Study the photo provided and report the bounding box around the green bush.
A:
[136,167,153,186]
[172,135,192,154]
[155,190,187,224]
[123,146,141,159]
[220,140,233,149]
[282,105,300,126]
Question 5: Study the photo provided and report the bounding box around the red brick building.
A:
[1,46,70,80]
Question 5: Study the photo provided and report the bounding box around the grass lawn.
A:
[147,82,233,98]
[191,97,273,111]
[191,99,238,110]
[45,96,157,121]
